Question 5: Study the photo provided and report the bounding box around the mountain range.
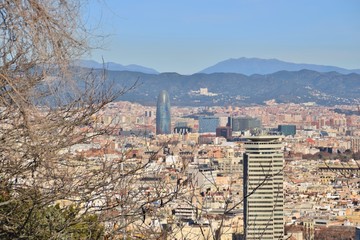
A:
[76,58,360,75]
[73,58,360,107]
[97,69,360,106]
[199,57,360,75]
[75,59,159,74]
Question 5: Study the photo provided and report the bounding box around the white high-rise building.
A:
[243,136,284,240]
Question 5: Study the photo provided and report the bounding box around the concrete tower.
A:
[243,136,284,240]
[156,90,171,135]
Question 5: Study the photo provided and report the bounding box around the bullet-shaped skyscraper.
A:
[156,90,171,135]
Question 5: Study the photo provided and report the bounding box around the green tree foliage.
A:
[0,184,103,239]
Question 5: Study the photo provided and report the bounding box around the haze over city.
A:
[84,0,360,74]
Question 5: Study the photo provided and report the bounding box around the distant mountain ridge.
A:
[199,57,360,75]
[76,58,360,75]
[74,59,159,74]
[92,68,360,106]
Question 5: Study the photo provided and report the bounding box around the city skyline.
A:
[84,0,360,74]
[4,1,360,239]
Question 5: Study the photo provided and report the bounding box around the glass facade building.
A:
[278,124,296,136]
[231,117,262,131]
[198,116,220,133]
[156,90,171,135]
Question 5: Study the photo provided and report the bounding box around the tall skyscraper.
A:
[243,136,284,240]
[156,90,171,135]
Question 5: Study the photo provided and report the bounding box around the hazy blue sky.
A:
[83,0,360,74]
